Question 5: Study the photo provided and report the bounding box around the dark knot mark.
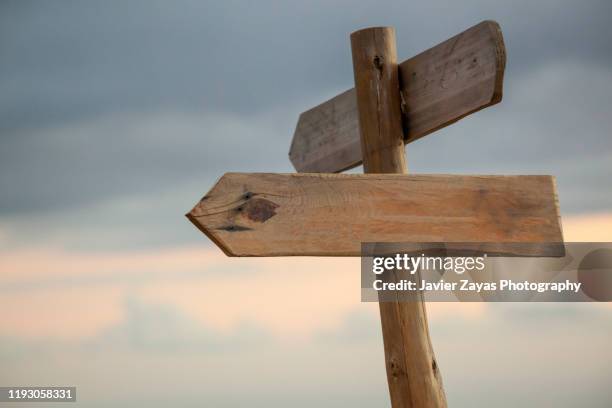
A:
[240,197,279,223]
[217,224,252,232]
[373,55,384,71]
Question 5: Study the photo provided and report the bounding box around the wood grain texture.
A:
[351,26,447,408]
[186,173,563,257]
[351,26,406,174]
[289,20,505,173]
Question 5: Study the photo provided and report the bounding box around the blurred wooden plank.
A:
[289,20,505,173]
[187,173,563,257]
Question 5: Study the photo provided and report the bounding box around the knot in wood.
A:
[241,198,279,223]
[373,55,384,71]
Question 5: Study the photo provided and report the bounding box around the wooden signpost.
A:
[187,20,564,407]
[289,20,505,173]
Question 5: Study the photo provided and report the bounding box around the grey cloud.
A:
[2,0,611,131]
[315,308,382,345]
[0,108,296,214]
[429,303,612,407]
[0,302,610,407]
[1,1,611,250]
[87,296,271,353]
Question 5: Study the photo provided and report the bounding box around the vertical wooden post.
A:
[351,27,447,408]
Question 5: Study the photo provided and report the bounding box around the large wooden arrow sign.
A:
[289,20,505,173]
[187,173,563,256]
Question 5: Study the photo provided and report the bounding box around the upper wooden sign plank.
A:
[187,173,563,257]
[289,20,506,173]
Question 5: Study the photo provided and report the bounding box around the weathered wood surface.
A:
[351,26,407,174]
[351,26,447,408]
[186,173,563,257]
[289,20,506,173]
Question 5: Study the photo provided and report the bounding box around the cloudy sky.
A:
[1,1,611,407]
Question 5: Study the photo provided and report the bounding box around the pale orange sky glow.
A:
[1,211,611,342]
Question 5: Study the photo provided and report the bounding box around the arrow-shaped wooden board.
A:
[187,173,563,257]
[289,20,505,173]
